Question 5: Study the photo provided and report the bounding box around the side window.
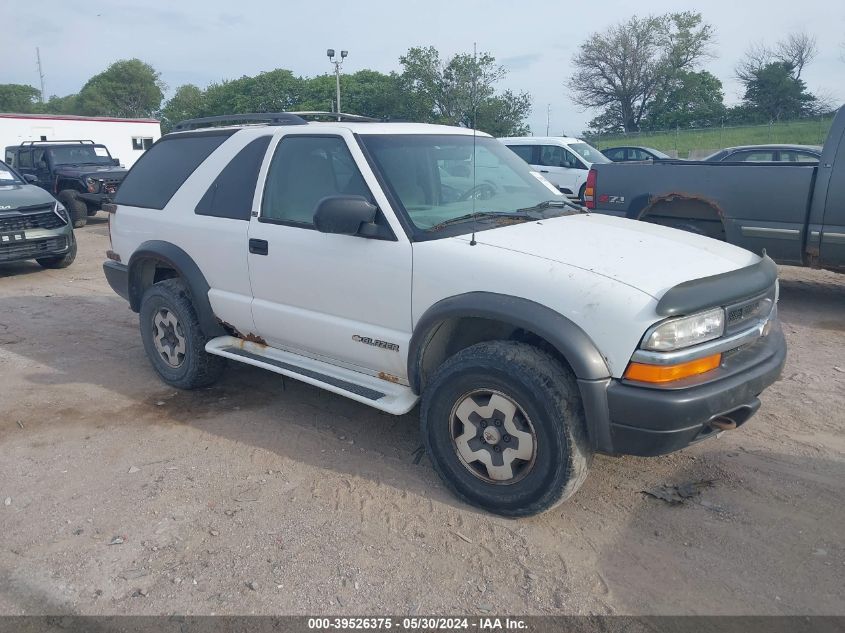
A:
[732,150,775,162]
[132,137,154,151]
[114,132,232,209]
[17,150,32,169]
[195,136,272,220]
[628,149,649,161]
[560,148,580,168]
[5,150,15,166]
[539,145,564,167]
[604,148,624,161]
[261,136,372,226]
[507,145,534,164]
[779,150,819,163]
[32,149,47,169]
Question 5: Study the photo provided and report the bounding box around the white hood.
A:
[468,213,759,299]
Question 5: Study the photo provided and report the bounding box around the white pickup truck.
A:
[102,112,786,516]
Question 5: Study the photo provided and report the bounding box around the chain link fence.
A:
[583,114,835,159]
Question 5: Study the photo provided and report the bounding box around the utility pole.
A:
[546,104,551,136]
[36,47,46,103]
[327,49,348,121]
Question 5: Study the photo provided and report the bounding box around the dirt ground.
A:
[0,217,843,616]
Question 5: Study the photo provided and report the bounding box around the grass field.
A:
[587,116,835,158]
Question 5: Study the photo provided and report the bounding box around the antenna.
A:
[470,42,478,247]
[36,47,46,103]
[546,104,551,136]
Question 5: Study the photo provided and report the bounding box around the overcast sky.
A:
[6,0,845,134]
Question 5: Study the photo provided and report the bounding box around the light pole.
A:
[327,49,348,121]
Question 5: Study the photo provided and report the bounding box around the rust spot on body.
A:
[216,319,267,346]
[243,333,267,346]
[378,371,401,384]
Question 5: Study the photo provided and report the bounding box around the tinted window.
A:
[603,148,625,161]
[195,136,272,220]
[261,136,371,225]
[732,150,776,162]
[17,150,32,169]
[779,150,819,163]
[115,132,232,209]
[629,148,651,161]
[507,145,534,163]
[568,142,610,164]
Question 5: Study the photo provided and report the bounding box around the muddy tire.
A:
[420,340,592,517]
[58,190,88,228]
[36,233,77,269]
[139,278,226,390]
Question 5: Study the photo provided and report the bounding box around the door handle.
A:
[539,169,549,173]
[249,238,268,255]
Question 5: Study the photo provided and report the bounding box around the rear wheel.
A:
[36,233,77,269]
[58,190,88,228]
[139,278,226,389]
[578,184,586,204]
[421,341,592,517]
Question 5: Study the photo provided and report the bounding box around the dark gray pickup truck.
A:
[586,105,845,272]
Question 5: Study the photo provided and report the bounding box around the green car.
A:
[0,159,76,269]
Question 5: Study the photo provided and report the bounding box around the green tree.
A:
[77,59,164,118]
[202,69,304,115]
[0,84,41,112]
[741,61,816,121]
[570,12,714,133]
[399,46,531,135]
[644,70,726,129]
[160,84,206,130]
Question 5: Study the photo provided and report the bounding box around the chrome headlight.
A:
[642,308,725,351]
[54,202,70,224]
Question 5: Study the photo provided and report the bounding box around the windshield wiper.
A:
[428,211,537,231]
[516,198,585,214]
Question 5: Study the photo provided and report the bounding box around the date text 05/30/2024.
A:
[307,617,528,630]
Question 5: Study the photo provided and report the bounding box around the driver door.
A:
[247,131,413,379]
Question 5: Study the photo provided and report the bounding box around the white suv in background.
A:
[499,136,610,202]
[102,112,785,517]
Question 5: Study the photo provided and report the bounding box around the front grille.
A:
[724,286,776,335]
[99,177,123,195]
[0,208,65,232]
[0,236,67,262]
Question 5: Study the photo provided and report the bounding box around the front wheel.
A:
[420,341,592,517]
[139,278,226,389]
[57,190,88,228]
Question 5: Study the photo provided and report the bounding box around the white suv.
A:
[103,112,786,516]
[499,136,610,202]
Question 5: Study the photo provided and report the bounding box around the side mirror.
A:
[112,158,120,166]
[313,195,378,236]
[23,174,38,183]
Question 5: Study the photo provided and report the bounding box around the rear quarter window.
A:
[114,131,233,210]
[195,136,272,220]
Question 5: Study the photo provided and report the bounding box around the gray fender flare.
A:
[127,240,225,339]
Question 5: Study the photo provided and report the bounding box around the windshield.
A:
[0,161,23,185]
[48,145,113,165]
[360,134,569,232]
[568,142,610,164]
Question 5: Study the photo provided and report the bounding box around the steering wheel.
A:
[458,182,497,202]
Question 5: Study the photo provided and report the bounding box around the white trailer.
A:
[0,113,161,168]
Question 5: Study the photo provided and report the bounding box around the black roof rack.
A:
[19,140,96,146]
[172,113,308,132]
[289,111,381,122]
[172,111,382,132]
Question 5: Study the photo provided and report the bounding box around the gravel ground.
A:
[0,218,843,616]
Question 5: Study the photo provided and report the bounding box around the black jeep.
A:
[4,140,128,228]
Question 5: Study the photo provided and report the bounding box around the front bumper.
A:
[580,319,786,456]
[0,231,73,264]
[78,192,113,208]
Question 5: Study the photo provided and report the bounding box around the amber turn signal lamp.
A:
[624,353,722,384]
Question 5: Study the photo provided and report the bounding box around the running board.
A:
[205,336,419,415]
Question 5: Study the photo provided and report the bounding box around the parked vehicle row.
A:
[585,106,845,272]
[101,112,785,517]
[4,140,128,228]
